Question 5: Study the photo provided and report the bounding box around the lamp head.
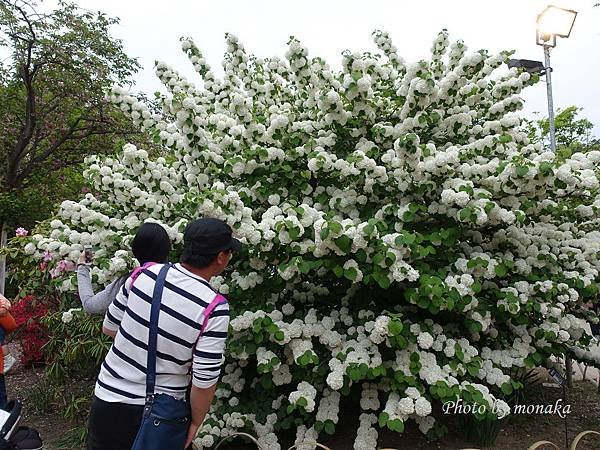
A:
[536,5,577,47]
[507,59,545,75]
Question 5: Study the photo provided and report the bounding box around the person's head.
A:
[181,218,242,276]
[131,222,171,264]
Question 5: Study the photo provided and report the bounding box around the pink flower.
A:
[49,259,77,278]
[43,251,53,262]
[15,227,28,237]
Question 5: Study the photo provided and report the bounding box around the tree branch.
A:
[5,2,39,187]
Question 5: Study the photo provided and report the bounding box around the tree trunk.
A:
[0,221,7,296]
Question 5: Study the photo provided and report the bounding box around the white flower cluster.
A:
[383,390,432,422]
[61,307,82,324]
[367,315,390,344]
[289,381,317,412]
[360,383,380,411]
[353,414,378,450]
[294,425,319,450]
[315,389,341,424]
[19,29,600,449]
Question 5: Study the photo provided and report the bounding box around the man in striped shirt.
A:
[87,218,241,450]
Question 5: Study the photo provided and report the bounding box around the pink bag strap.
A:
[200,293,228,334]
[130,262,157,285]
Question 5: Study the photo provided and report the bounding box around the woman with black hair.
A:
[76,223,171,314]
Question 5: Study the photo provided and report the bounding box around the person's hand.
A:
[184,422,200,449]
[77,251,88,266]
[0,294,11,316]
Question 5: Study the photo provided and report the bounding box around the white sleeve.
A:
[102,277,133,331]
[192,302,230,388]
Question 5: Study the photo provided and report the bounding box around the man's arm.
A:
[102,326,117,338]
[186,300,230,447]
[184,384,217,448]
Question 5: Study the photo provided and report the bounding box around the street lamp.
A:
[507,59,545,75]
[536,5,577,153]
[536,5,578,47]
[533,6,576,389]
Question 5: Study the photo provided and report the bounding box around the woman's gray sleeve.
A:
[77,266,123,314]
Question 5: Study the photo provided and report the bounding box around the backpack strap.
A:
[130,262,157,285]
[200,294,228,335]
[187,292,227,382]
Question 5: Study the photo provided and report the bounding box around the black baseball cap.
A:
[183,218,242,255]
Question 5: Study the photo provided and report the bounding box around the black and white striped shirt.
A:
[95,263,230,405]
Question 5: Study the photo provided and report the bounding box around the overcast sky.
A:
[51,0,600,135]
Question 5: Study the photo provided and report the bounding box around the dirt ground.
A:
[5,366,72,448]
[5,366,600,450]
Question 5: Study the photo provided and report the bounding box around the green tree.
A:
[0,0,141,293]
[524,105,599,158]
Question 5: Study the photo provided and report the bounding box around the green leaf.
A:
[333,265,344,278]
[387,418,405,433]
[274,330,285,341]
[378,412,389,428]
[455,344,464,361]
[356,249,367,263]
[516,166,529,177]
[329,221,342,234]
[395,335,408,349]
[260,376,273,389]
[405,233,417,245]
[372,252,385,265]
[388,320,403,336]
[375,273,391,289]
[324,422,335,435]
[494,264,507,277]
[335,235,352,253]
[289,226,300,240]
[363,223,375,236]
[539,161,553,175]
[501,383,513,395]
[467,364,480,377]
[459,208,472,221]
[344,267,358,281]
[298,259,311,274]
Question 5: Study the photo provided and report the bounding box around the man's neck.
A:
[180,262,215,281]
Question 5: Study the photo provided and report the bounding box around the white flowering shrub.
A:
[15,29,600,448]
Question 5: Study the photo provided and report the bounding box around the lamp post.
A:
[536,5,577,391]
[536,5,577,153]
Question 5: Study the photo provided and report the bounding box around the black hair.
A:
[181,243,232,269]
[131,223,171,264]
